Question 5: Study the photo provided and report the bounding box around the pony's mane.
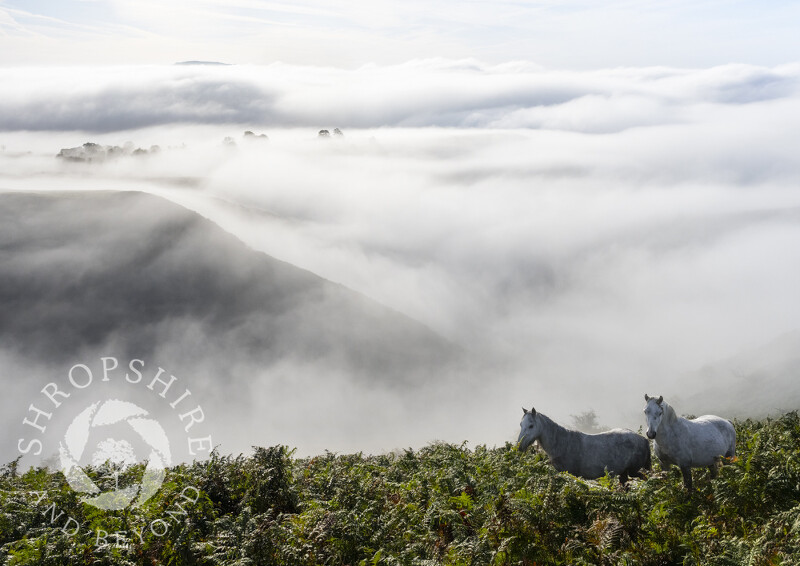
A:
[536,411,566,431]
[536,411,581,439]
[662,401,678,423]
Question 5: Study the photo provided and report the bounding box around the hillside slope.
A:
[0,190,458,382]
[676,330,800,417]
[2,413,799,564]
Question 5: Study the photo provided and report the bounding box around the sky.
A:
[1,0,800,68]
[2,1,800,458]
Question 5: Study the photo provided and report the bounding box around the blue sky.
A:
[1,0,799,68]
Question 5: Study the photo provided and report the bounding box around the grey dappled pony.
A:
[643,394,736,490]
[518,406,650,486]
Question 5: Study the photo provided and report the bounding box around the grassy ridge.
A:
[2,412,799,565]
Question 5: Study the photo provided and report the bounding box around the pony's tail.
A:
[728,423,737,459]
[634,440,652,480]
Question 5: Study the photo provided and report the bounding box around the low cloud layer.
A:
[1,61,799,131]
[2,61,800,460]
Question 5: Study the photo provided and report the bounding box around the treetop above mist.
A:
[54,128,349,161]
[56,141,161,163]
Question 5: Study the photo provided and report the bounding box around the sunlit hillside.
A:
[2,412,799,564]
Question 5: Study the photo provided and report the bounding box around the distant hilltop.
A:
[174,61,231,66]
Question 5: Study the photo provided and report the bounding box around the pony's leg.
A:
[659,460,675,478]
[619,473,629,488]
[708,457,720,479]
[680,466,693,490]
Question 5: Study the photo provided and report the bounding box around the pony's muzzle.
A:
[646,431,656,440]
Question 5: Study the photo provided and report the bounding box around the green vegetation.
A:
[2,412,799,565]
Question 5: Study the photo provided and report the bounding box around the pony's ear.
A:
[656,396,663,404]
[645,394,650,401]
[522,407,528,414]
[530,407,536,416]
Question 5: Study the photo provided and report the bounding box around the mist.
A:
[2,61,800,462]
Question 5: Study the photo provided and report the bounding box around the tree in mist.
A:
[570,409,608,434]
[56,142,107,162]
[56,141,160,162]
[243,130,268,140]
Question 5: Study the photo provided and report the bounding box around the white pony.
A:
[643,394,736,490]
[518,406,650,486]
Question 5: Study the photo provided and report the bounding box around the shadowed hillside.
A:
[675,330,800,418]
[0,191,458,382]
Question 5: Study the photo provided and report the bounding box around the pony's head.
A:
[517,407,541,451]
[643,394,664,439]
